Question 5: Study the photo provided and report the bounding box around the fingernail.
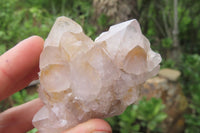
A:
[92,131,111,133]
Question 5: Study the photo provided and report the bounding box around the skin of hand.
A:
[0,36,112,133]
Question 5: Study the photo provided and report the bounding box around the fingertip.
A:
[88,119,112,132]
[27,35,44,51]
[63,119,112,133]
[31,35,44,42]
[30,35,44,43]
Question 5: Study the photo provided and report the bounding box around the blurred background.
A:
[0,0,199,133]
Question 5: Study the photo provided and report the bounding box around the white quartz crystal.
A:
[32,16,161,133]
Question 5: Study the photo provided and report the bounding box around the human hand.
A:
[0,36,112,133]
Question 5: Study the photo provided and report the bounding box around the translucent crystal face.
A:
[33,16,161,133]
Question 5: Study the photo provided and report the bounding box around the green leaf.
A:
[132,124,140,131]
[154,112,167,122]
[147,121,157,131]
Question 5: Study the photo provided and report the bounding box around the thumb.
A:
[62,119,112,133]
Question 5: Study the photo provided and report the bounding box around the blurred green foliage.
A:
[11,89,38,106]
[106,98,167,133]
[180,54,200,133]
[0,0,52,50]
[0,0,200,132]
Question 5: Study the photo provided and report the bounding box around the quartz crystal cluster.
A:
[32,16,161,133]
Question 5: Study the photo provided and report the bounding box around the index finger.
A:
[0,36,44,101]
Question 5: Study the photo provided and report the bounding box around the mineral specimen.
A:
[32,16,161,133]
